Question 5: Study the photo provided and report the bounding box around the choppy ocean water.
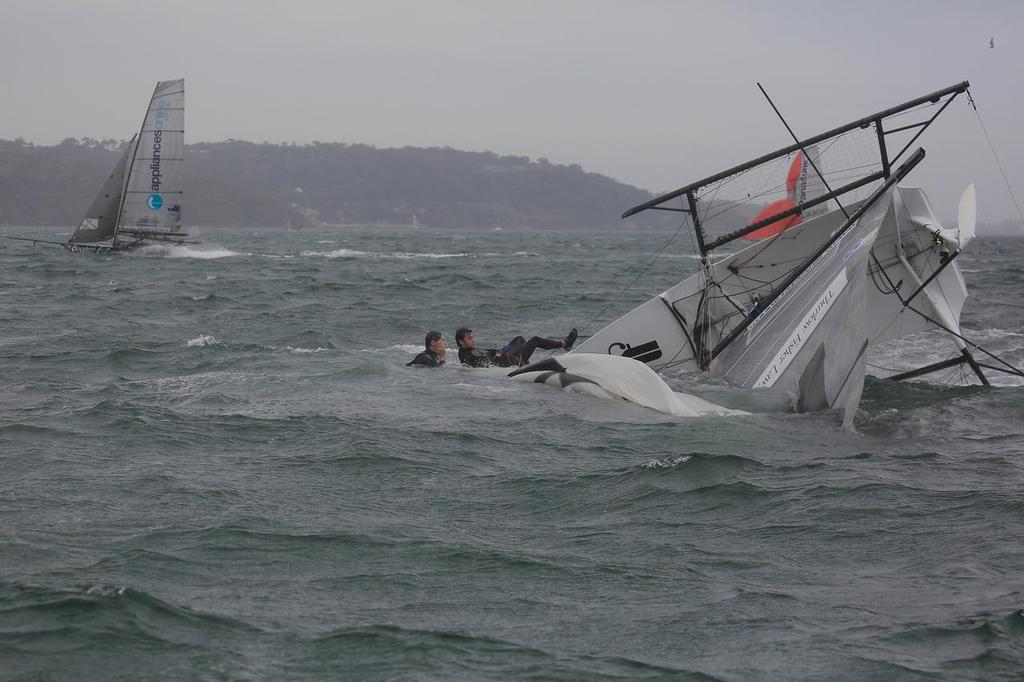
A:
[1,225,1023,681]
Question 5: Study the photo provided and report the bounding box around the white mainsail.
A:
[67,138,135,244]
[116,79,185,237]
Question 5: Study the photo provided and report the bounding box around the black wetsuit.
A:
[407,349,444,367]
[458,347,503,368]
[458,336,563,368]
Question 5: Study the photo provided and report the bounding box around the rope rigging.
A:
[968,89,1024,229]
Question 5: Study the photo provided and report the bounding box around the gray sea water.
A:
[2,226,1023,681]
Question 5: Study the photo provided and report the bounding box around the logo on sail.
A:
[753,270,847,388]
[150,100,167,192]
[147,194,164,211]
[608,340,663,364]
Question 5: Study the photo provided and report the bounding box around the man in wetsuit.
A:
[455,326,577,368]
[407,330,446,367]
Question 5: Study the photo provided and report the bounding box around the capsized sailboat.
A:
[554,80,1020,423]
[10,79,192,254]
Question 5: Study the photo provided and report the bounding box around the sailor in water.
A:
[455,326,577,368]
[407,330,447,367]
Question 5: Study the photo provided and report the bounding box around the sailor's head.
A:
[424,330,444,352]
[455,327,476,350]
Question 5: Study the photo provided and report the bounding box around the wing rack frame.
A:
[621,81,970,257]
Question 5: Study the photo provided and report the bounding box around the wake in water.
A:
[131,244,245,259]
[301,248,540,259]
[302,248,473,259]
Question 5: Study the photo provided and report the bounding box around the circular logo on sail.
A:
[147,194,164,211]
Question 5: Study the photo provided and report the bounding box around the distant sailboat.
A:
[9,80,193,254]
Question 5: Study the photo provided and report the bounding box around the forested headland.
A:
[0,137,674,230]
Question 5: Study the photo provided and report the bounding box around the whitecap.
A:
[392,251,472,260]
[641,455,691,469]
[302,248,373,258]
[302,248,473,260]
[85,585,127,597]
[132,245,245,259]
[186,334,219,348]
[376,344,427,354]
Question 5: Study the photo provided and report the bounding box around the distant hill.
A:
[0,137,675,230]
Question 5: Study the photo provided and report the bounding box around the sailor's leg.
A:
[507,336,558,365]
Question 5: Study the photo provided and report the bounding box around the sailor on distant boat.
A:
[455,327,577,368]
[407,331,447,367]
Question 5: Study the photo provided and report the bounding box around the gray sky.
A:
[3,0,1022,223]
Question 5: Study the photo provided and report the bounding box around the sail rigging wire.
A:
[572,212,693,335]
[895,293,1021,377]
[968,90,1024,229]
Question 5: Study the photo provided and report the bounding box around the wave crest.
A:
[186,334,219,348]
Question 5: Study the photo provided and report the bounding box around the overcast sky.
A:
[3,0,1021,223]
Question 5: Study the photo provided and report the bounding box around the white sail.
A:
[576,207,854,374]
[67,138,135,244]
[712,188,893,426]
[117,79,184,236]
[509,354,743,417]
[577,184,973,374]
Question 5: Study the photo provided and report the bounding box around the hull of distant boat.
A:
[62,238,188,254]
[63,242,117,254]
